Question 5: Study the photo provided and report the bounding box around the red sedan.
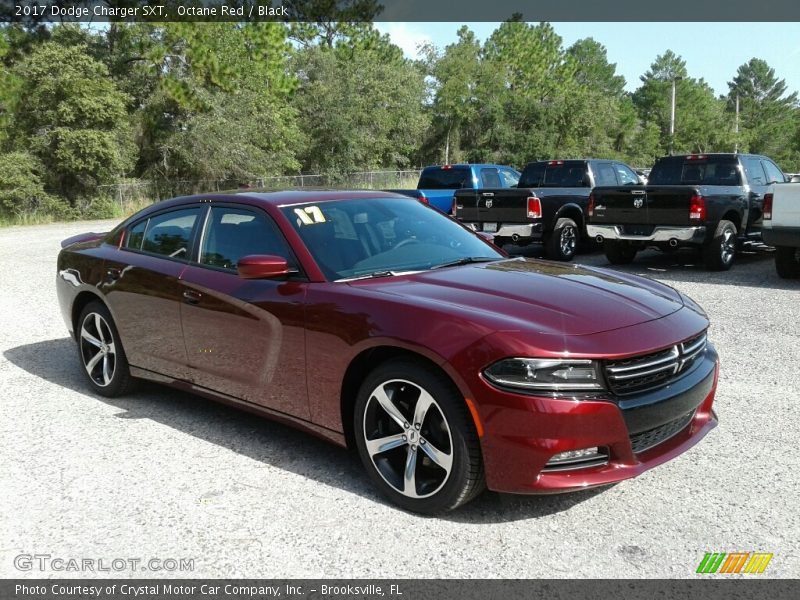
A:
[57,191,718,513]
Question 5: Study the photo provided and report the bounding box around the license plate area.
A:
[483,222,498,233]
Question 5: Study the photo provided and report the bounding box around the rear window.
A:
[417,167,473,190]
[648,156,741,186]
[519,162,588,188]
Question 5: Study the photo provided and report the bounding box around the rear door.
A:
[741,156,769,230]
[103,205,203,380]
[178,204,310,419]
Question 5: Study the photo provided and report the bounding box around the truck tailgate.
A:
[454,188,531,224]
[592,186,698,228]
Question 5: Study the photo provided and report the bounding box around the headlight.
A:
[484,358,604,391]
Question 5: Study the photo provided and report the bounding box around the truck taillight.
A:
[763,193,773,220]
[689,195,706,221]
[588,194,595,217]
[418,193,429,205]
[527,196,542,219]
[548,160,564,166]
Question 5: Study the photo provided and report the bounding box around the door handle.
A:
[182,290,202,305]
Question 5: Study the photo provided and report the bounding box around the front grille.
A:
[605,332,707,396]
[629,410,695,454]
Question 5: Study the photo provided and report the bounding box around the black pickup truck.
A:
[453,159,642,260]
[587,153,788,270]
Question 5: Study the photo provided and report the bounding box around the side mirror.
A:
[237,255,290,279]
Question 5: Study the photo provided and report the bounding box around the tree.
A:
[566,38,625,99]
[632,51,734,156]
[727,58,799,164]
[10,32,134,202]
[292,36,430,175]
[423,26,483,163]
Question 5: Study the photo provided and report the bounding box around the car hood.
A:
[354,258,686,336]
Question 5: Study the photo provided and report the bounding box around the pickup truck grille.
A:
[604,332,707,396]
[629,410,695,454]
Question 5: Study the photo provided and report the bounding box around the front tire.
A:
[775,245,800,279]
[353,359,484,514]
[604,240,638,265]
[702,219,737,271]
[544,218,579,261]
[77,301,137,397]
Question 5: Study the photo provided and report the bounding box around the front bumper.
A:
[587,224,706,244]
[472,344,719,494]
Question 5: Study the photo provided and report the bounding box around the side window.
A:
[762,160,785,184]
[615,163,640,185]
[499,169,520,187]
[200,207,294,272]
[126,219,147,250]
[141,208,200,260]
[741,157,766,186]
[593,162,618,187]
[480,168,502,188]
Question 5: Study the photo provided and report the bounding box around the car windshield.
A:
[417,167,473,190]
[281,197,503,281]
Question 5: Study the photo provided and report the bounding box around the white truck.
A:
[763,183,800,278]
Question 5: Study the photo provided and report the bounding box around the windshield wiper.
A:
[430,256,499,270]
[337,270,425,282]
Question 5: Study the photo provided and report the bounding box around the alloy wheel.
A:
[560,225,577,257]
[362,379,453,499]
[721,228,736,264]
[79,312,116,387]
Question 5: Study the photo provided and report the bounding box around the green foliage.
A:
[292,38,430,175]
[633,51,735,156]
[727,58,800,166]
[10,34,134,201]
[0,152,71,219]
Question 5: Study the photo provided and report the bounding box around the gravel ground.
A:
[1,219,798,579]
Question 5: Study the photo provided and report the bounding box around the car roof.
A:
[422,164,516,170]
[152,189,411,210]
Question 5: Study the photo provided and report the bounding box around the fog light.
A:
[543,447,608,471]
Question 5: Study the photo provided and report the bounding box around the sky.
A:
[375,22,800,97]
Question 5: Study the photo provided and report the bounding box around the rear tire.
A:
[353,359,485,514]
[604,240,637,265]
[544,218,579,261]
[775,245,800,279]
[702,219,737,271]
[77,301,137,397]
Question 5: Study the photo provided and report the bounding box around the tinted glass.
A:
[648,156,742,186]
[200,207,294,272]
[762,160,785,184]
[593,162,618,186]
[519,162,587,188]
[417,167,473,190]
[740,157,766,186]
[480,168,502,187]
[282,197,503,281]
[126,219,147,250]
[615,163,640,185]
[499,169,520,187]
[141,208,200,260]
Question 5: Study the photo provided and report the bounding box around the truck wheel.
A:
[775,246,800,279]
[545,218,579,261]
[702,219,737,271]
[604,241,637,265]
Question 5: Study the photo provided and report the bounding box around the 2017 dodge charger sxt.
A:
[57,191,719,513]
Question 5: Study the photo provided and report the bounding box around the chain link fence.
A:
[98,170,423,215]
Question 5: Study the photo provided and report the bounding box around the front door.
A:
[178,205,310,419]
